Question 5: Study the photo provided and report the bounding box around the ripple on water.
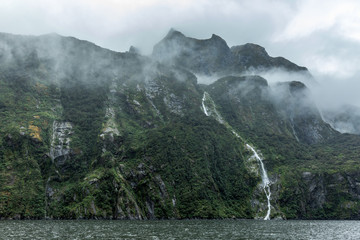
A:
[0,220,360,240]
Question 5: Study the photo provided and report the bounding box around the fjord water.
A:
[1,220,359,239]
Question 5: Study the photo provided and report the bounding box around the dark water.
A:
[0,219,359,239]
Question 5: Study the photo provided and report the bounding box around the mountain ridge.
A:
[1,29,360,220]
[153,29,308,76]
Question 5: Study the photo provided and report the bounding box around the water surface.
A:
[0,219,359,239]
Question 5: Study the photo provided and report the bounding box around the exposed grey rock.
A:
[49,121,73,166]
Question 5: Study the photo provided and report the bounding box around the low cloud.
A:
[312,75,360,110]
[1,0,360,111]
[195,74,221,85]
[244,68,314,87]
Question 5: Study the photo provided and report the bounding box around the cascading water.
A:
[246,144,272,220]
[201,91,272,220]
[202,92,210,116]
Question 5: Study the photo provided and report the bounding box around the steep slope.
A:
[1,30,360,220]
[0,32,258,219]
[204,75,360,219]
[206,76,337,145]
[271,81,337,144]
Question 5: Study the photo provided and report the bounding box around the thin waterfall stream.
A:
[246,144,271,220]
[201,92,272,220]
[202,92,210,116]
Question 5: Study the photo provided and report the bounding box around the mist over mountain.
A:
[1,29,360,220]
[152,29,308,76]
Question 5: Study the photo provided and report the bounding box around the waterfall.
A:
[202,92,210,116]
[201,91,272,219]
[246,144,272,220]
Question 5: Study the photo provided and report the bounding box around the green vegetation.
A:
[1,32,360,220]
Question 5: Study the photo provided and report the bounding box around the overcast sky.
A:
[1,0,360,107]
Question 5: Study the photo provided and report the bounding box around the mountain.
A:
[1,29,360,220]
[230,43,308,72]
[152,29,308,75]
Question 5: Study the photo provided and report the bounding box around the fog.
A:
[1,0,360,133]
[1,0,359,80]
[196,74,222,85]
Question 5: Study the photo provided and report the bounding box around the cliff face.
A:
[272,170,360,219]
[1,30,360,220]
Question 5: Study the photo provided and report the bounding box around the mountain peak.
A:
[41,32,61,37]
[128,46,140,54]
[210,33,223,41]
[231,43,307,72]
[231,43,269,58]
[152,30,309,75]
[165,28,186,40]
[208,34,228,47]
[152,30,232,75]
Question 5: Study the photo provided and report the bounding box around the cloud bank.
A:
[1,0,360,108]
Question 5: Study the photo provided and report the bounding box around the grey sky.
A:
[1,0,360,106]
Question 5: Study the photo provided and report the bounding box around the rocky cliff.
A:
[1,30,360,220]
